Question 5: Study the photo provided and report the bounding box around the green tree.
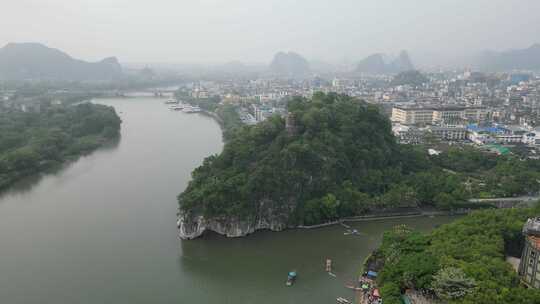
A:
[380,184,418,208]
[432,267,476,301]
[337,181,371,216]
[379,282,401,304]
[434,192,456,210]
[0,103,121,191]
[320,193,339,220]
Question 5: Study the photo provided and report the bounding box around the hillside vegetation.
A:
[0,103,121,189]
[376,206,540,304]
[179,93,540,226]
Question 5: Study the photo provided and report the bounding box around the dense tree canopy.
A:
[179,93,540,226]
[376,206,540,304]
[214,104,243,141]
[180,93,404,223]
[0,103,121,189]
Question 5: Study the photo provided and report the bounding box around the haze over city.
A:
[4,0,540,64]
[3,2,540,304]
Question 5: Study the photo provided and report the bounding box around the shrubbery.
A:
[377,206,540,303]
[0,103,120,189]
[179,93,540,225]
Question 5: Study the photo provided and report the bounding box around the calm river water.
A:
[0,98,456,304]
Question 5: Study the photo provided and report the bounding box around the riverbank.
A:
[0,97,460,304]
[197,105,243,141]
[0,103,121,192]
[298,195,540,230]
[298,208,469,230]
[177,191,538,239]
[173,91,243,142]
[178,207,466,240]
[361,206,540,303]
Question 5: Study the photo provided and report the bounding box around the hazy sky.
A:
[3,0,540,64]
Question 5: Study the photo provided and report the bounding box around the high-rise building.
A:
[519,218,540,288]
[391,106,434,125]
[391,105,490,125]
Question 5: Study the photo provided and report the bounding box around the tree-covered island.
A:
[178,93,540,239]
[0,102,121,190]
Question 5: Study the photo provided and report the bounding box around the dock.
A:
[340,221,351,229]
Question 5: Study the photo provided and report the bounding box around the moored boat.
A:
[169,104,185,111]
[285,271,297,286]
[183,106,201,113]
[336,297,351,304]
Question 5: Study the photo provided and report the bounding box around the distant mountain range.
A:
[269,52,311,77]
[476,44,540,71]
[4,42,538,82]
[355,50,414,74]
[0,43,123,81]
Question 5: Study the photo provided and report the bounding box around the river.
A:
[0,97,456,304]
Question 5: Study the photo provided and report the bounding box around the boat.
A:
[286,271,297,286]
[344,229,360,236]
[345,285,362,291]
[169,104,185,111]
[181,105,193,112]
[164,99,178,104]
[336,297,351,304]
[183,106,201,113]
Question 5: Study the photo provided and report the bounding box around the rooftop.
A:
[527,236,540,251]
[523,218,540,236]
[467,124,506,134]
[394,104,487,111]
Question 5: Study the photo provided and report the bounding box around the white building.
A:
[391,105,490,125]
[428,126,468,141]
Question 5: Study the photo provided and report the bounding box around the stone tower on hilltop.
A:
[285,112,297,137]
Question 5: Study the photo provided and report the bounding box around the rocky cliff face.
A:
[178,200,295,239]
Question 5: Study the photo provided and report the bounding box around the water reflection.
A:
[0,136,121,200]
[0,98,457,304]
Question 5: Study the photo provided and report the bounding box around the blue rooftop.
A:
[367,271,378,277]
[467,124,506,134]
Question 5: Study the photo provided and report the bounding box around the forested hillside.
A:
[376,206,540,304]
[179,93,540,229]
[0,103,121,189]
